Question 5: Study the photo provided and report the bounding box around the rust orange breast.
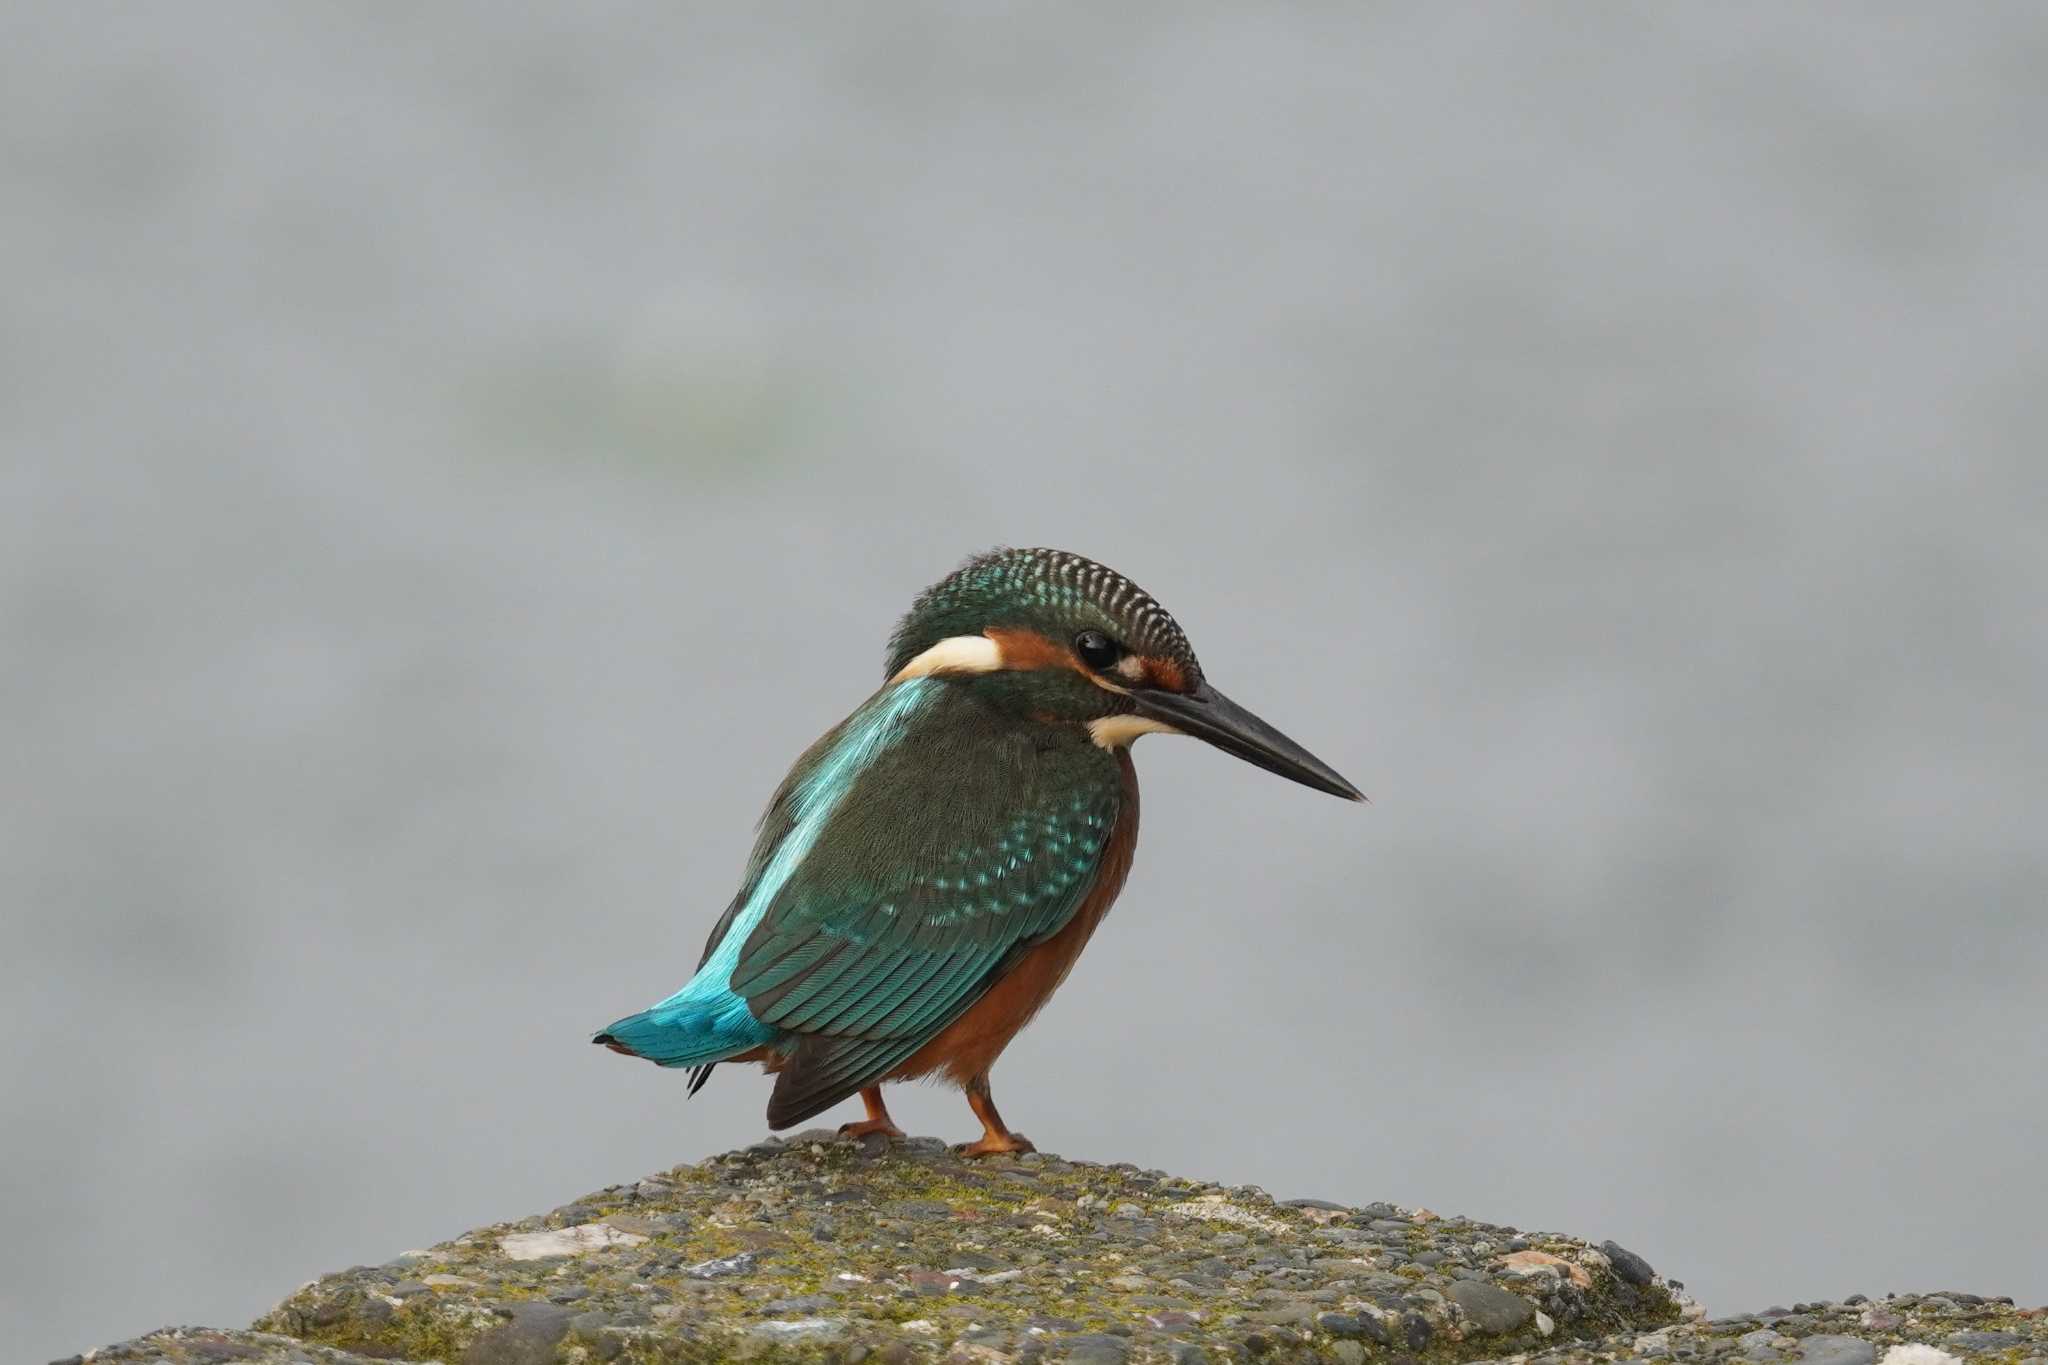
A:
[892,749,1141,1085]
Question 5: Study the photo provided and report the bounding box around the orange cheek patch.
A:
[985,627,1085,674]
[1141,655,1190,692]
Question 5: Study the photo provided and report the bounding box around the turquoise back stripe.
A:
[637,677,939,1049]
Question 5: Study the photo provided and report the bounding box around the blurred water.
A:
[5,4,2046,1358]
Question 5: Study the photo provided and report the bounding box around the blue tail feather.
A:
[593,993,778,1069]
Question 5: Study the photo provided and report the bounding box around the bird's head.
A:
[886,547,1363,801]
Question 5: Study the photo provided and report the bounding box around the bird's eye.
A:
[1073,630,1122,670]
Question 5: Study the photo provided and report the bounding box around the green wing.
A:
[728,684,1126,1127]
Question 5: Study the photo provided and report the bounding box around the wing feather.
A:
[726,684,1124,1124]
[764,1035,928,1130]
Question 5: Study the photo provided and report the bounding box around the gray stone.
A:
[461,1303,574,1365]
[1739,1328,1788,1362]
[1449,1279,1535,1334]
[884,1199,957,1218]
[1797,1335,1877,1365]
[1949,1332,2027,1353]
[1603,1240,1657,1286]
[567,1311,624,1362]
[683,1250,758,1279]
[1061,1332,1129,1364]
[948,1251,1006,1271]
[1316,1312,1367,1339]
[750,1318,847,1344]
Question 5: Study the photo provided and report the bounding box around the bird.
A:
[594,547,1363,1156]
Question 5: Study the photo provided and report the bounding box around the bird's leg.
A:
[837,1086,905,1140]
[956,1072,1035,1157]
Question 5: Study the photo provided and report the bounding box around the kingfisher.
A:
[594,547,1362,1155]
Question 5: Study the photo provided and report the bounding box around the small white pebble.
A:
[499,1224,648,1261]
[1881,1348,1964,1365]
[1535,1311,1556,1337]
[1163,1201,1292,1235]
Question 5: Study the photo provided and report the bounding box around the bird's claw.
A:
[955,1132,1035,1158]
[838,1118,905,1140]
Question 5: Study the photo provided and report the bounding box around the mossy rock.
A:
[66,1134,2044,1365]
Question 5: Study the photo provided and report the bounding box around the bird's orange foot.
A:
[955,1131,1035,1158]
[838,1117,906,1140]
[839,1086,903,1140]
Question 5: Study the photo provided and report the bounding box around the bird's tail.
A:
[592,990,776,1070]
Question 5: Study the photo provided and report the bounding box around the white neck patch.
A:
[889,633,1004,681]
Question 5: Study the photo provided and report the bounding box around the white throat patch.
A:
[1087,714,1180,749]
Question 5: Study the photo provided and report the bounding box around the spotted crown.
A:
[885,547,1202,684]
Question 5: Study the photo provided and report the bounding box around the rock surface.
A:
[62,1135,2045,1364]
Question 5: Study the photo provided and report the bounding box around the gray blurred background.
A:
[6,3,2046,1358]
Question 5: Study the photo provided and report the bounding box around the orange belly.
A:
[890,749,1140,1086]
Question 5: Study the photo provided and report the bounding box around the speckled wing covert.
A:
[728,682,1126,1128]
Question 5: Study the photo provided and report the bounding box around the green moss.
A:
[257,1294,492,1362]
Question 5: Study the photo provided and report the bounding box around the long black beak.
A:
[1131,682,1365,801]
